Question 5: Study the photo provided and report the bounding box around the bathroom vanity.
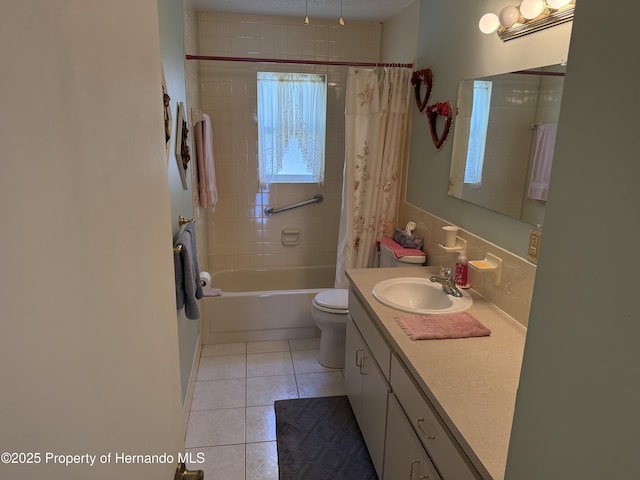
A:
[345,266,526,480]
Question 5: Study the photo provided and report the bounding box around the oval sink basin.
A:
[372,277,472,315]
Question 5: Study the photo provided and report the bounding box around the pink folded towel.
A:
[395,312,491,340]
[378,236,424,259]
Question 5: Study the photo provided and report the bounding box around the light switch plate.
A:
[527,229,542,264]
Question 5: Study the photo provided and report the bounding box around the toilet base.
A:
[317,327,346,369]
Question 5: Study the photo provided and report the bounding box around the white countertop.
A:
[346,266,527,480]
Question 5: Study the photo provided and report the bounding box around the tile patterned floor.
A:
[185,338,346,479]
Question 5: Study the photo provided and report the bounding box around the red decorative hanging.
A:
[411,68,433,112]
[426,101,453,150]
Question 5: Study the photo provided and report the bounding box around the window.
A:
[464,80,492,185]
[257,72,327,186]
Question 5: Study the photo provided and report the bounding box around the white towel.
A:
[195,113,218,208]
[528,123,558,201]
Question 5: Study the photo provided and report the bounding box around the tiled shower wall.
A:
[196,12,382,271]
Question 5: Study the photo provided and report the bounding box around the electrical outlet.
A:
[527,229,542,264]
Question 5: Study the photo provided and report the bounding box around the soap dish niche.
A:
[282,229,301,246]
[469,252,502,285]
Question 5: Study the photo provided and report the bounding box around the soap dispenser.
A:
[455,250,469,289]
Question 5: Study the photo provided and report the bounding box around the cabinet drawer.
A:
[385,394,441,480]
[391,354,480,480]
[348,290,391,380]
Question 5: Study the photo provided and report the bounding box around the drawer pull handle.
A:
[416,418,435,440]
[355,348,364,367]
[419,475,430,479]
[359,353,368,375]
[409,459,420,479]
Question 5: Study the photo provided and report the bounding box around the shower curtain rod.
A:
[185,54,413,69]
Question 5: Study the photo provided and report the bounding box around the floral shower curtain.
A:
[335,67,413,288]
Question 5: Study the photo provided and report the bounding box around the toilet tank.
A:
[379,241,426,268]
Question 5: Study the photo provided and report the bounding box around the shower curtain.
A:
[335,67,413,288]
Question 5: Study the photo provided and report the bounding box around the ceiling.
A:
[190,0,415,22]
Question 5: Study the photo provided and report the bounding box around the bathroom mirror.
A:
[448,64,565,225]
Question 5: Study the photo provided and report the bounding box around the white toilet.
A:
[311,288,349,368]
[311,238,426,369]
[377,237,427,267]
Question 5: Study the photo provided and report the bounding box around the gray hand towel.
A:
[173,223,203,320]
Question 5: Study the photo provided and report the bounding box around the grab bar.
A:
[264,194,323,216]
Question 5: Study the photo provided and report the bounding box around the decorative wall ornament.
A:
[412,67,453,149]
[161,65,172,164]
[426,101,453,150]
[411,68,433,112]
[175,102,190,190]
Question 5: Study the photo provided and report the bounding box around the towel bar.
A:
[264,194,323,216]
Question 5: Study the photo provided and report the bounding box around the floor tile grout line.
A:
[189,338,340,478]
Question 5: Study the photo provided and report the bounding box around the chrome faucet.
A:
[429,267,463,297]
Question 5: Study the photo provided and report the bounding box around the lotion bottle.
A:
[455,250,469,289]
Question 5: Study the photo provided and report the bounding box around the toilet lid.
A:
[313,289,349,312]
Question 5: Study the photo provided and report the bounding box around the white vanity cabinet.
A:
[390,354,482,480]
[346,287,484,480]
[384,393,442,480]
[345,293,392,478]
[346,267,527,480]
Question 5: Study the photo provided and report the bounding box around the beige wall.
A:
[0,1,183,478]
[158,0,201,411]
[396,0,574,325]
[380,0,420,64]
[195,13,382,271]
[404,0,572,258]
[506,1,640,477]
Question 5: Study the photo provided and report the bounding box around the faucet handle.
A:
[439,267,452,278]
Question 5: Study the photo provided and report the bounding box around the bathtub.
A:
[200,265,336,344]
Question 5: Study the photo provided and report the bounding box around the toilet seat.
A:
[312,289,349,314]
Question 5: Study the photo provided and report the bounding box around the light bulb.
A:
[520,0,545,19]
[479,13,500,34]
[546,0,571,9]
[499,6,521,27]
[338,16,345,26]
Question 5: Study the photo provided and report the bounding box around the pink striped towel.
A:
[395,313,490,340]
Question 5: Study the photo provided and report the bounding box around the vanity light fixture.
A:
[479,0,575,41]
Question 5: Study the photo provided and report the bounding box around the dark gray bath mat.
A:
[275,395,378,480]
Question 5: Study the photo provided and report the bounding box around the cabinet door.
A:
[384,394,441,480]
[360,348,390,478]
[344,315,364,423]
